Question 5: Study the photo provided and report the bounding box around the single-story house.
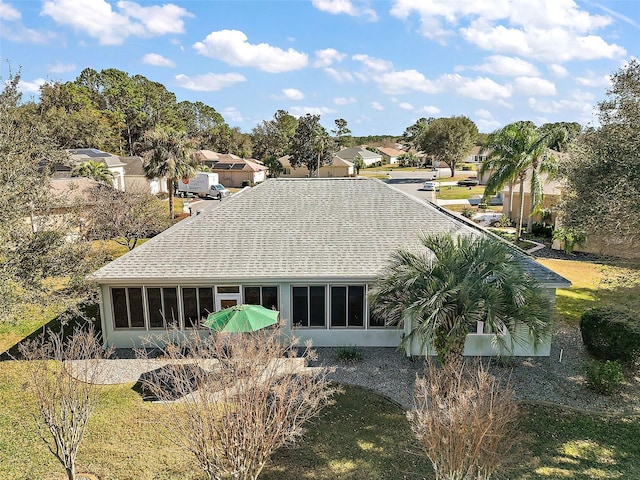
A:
[335,147,382,167]
[377,147,404,165]
[66,149,126,191]
[91,178,570,356]
[465,146,490,164]
[278,155,354,178]
[120,156,168,195]
[193,151,266,187]
[501,171,562,227]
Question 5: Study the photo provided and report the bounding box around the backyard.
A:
[1,255,639,479]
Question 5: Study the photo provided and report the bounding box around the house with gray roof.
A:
[335,147,382,167]
[91,178,570,355]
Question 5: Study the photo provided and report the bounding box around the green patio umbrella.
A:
[204,304,280,333]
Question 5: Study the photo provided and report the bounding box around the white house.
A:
[91,178,570,356]
[335,147,382,167]
[67,149,126,191]
[120,156,168,195]
[377,147,404,165]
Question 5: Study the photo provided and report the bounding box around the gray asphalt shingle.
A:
[91,178,570,287]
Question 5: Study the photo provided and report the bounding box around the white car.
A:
[209,184,231,200]
[423,181,439,191]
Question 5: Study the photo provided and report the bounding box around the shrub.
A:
[531,222,553,238]
[408,361,520,480]
[461,207,475,219]
[336,346,363,363]
[580,306,640,363]
[586,360,624,395]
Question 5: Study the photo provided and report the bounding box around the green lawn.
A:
[2,359,639,480]
[436,184,485,200]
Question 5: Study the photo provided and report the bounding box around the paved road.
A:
[382,170,474,206]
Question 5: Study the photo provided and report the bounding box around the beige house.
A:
[377,147,404,165]
[193,151,266,187]
[465,146,490,164]
[278,155,354,178]
[120,156,168,195]
[501,172,562,226]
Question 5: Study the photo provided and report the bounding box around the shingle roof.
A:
[335,147,381,161]
[91,178,570,287]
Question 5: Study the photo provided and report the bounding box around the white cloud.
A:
[289,106,337,116]
[374,69,440,94]
[174,73,246,92]
[527,89,596,116]
[283,88,304,100]
[48,61,75,73]
[142,53,175,68]
[374,69,513,102]
[117,1,193,35]
[324,67,355,83]
[575,72,611,87]
[462,55,539,76]
[398,102,414,110]
[452,75,513,101]
[313,48,346,67]
[193,30,308,73]
[513,76,556,95]
[391,0,626,63]
[420,105,440,115]
[473,109,502,132]
[223,107,244,123]
[41,0,193,45]
[371,102,384,111]
[333,96,356,105]
[311,0,377,21]
[19,77,46,93]
[0,0,20,21]
[352,53,393,72]
[462,25,626,63]
[548,64,569,77]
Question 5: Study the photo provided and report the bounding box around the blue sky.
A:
[1,0,638,136]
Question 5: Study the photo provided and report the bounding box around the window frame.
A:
[111,287,146,330]
[291,285,326,329]
[329,284,366,329]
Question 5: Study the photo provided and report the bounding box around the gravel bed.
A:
[312,324,640,413]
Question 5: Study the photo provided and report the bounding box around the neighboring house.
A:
[193,150,266,187]
[66,148,126,191]
[465,146,489,164]
[120,156,168,195]
[31,177,102,236]
[278,155,354,178]
[377,147,404,165]
[91,178,570,356]
[500,172,562,226]
[335,147,382,167]
[194,150,222,167]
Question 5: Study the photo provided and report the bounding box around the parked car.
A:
[423,181,439,191]
[209,184,231,200]
[457,177,479,186]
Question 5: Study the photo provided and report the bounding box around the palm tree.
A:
[70,161,113,184]
[352,154,365,175]
[369,233,552,369]
[480,122,557,237]
[312,126,332,177]
[139,128,196,219]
